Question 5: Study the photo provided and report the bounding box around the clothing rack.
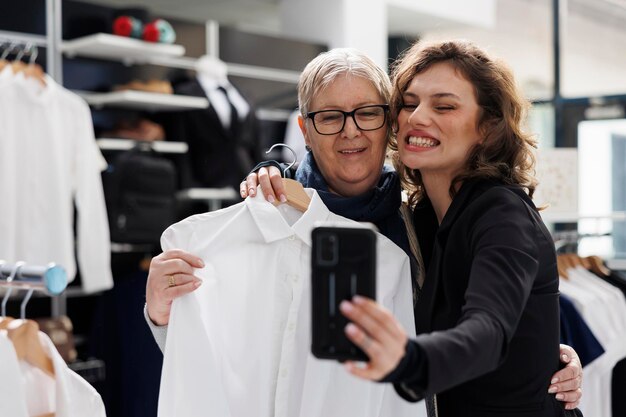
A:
[0,261,67,296]
[0,261,68,319]
[553,230,611,253]
[0,0,61,82]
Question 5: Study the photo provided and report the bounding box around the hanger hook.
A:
[20,288,34,319]
[0,42,16,61]
[1,261,25,317]
[15,43,26,62]
[266,143,297,177]
[20,43,34,64]
[29,45,38,65]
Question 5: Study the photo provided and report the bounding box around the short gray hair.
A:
[298,48,392,117]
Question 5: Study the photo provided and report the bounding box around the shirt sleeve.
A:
[147,220,196,352]
[144,304,168,353]
[73,95,113,293]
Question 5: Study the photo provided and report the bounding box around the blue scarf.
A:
[295,152,410,256]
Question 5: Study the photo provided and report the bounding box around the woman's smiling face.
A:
[396,61,483,183]
[300,74,389,197]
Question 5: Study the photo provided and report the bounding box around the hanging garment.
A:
[0,330,106,417]
[0,332,29,417]
[0,69,112,293]
[559,294,604,367]
[157,188,423,417]
[559,266,626,417]
[164,77,260,189]
[215,85,238,131]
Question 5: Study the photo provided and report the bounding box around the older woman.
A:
[340,40,583,416]
[145,48,581,409]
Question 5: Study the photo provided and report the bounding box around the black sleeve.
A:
[380,340,428,402]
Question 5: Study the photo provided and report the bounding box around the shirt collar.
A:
[245,187,332,246]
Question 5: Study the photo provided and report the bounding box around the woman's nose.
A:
[341,114,361,138]
[408,105,429,127]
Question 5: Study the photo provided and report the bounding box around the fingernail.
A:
[345,323,357,335]
[279,194,287,203]
[197,259,205,267]
[551,377,559,384]
[267,195,275,203]
[353,295,365,304]
[340,300,353,313]
[344,362,354,372]
[249,188,255,196]
[548,386,557,394]
[561,354,569,362]
[556,394,564,401]
[193,280,202,288]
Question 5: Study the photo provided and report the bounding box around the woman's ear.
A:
[298,115,311,148]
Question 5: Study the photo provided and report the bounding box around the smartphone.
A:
[311,225,376,361]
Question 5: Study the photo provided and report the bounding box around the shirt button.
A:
[280,369,288,377]
[288,235,296,241]
[288,323,295,331]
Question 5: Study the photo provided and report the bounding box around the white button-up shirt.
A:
[158,189,420,417]
[0,69,112,293]
[0,330,106,417]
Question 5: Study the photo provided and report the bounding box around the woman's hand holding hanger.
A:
[240,166,287,203]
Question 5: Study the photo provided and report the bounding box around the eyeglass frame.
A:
[305,104,390,136]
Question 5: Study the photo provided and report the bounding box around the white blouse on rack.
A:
[559,266,626,417]
[0,67,112,293]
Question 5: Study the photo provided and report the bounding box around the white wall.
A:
[280,0,388,70]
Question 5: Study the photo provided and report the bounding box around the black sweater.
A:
[388,179,581,417]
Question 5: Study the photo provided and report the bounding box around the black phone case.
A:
[311,226,376,361]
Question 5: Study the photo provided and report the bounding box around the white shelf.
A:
[62,33,185,64]
[79,90,208,112]
[96,138,188,154]
[176,188,239,201]
[540,211,626,223]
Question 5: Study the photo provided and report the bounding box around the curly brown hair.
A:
[388,40,538,207]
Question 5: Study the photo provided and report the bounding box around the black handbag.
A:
[103,144,177,244]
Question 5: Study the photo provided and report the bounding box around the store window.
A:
[578,119,626,258]
[561,0,626,97]
[528,103,555,149]
[418,0,553,102]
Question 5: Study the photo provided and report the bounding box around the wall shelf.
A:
[176,187,239,211]
[62,33,185,65]
[176,187,238,201]
[79,90,208,111]
[540,211,626,223]
[96,138,188,154]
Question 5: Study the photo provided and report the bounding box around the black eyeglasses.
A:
[306,104,389,135]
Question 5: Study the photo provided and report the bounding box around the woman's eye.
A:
[435,106,454,111]
[402,104,417,111]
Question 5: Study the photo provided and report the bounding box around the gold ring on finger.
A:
[167,274,176,288]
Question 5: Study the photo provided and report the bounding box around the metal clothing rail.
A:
[0,0,61,84]
[0,262,67,295]
[0,261,68,319]
[0,30,48,48]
